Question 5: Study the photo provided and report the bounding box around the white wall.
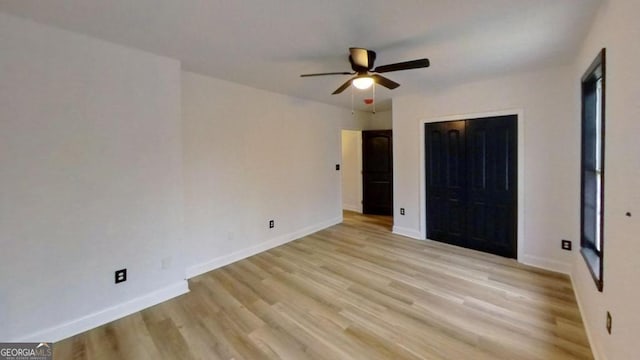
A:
[0,14,187,341]
[392,64,578,273]
[341,130,363,212]
[571,1,640,359]
[364,110,393,130]
[182,71,352,277]
[342,109,390,131]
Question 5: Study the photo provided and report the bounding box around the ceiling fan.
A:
[300,47,430,95]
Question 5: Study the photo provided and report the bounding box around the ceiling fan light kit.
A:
[300,47,430,95]
[352,76,374,90]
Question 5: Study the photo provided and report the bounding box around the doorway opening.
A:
[341,130,363,213]
[341,129,394,229]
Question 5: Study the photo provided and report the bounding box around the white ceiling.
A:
[0,0,601,111]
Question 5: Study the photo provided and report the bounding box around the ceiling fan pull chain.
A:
[351,86,354,115]
[372,84,376,114]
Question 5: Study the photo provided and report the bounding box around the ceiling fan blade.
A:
[332,77,356,95]
[372,74,400,90]
[300,72,352,77]
[373,58,430,73]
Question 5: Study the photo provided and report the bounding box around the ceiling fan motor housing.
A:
[349,48,376,72]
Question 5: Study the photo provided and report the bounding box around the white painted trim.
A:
[570,274,605,360]
[392,226,423,240]
[186,217,342,278]
[418,109,526,262]
[17,281,189,343]
[343,204,363,213]
[520,254,571,274]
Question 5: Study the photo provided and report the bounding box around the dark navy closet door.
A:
[425,115,517,258]
[425,120,467,247]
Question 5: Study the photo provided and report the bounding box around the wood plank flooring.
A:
[54,211,593,359]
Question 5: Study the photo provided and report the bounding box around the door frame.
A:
[419,109,525,261]
[340,130,363,213]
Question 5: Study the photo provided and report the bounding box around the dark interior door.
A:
[362,130,393,215]
[466,116,517,258]
[425,115,517,258]
[425,121,467,246]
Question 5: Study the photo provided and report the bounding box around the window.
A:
[580,48,606,292]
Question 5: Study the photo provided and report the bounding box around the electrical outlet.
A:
[269,220,275,229]
[115,269,127,284]
[335,164,340,171]
[606,311,612,334]
[400,208,405,215]
[561,239,572,251]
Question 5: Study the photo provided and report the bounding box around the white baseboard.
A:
[392,226,423,240]
[520,254,571,274]
[186,217,342,279]
[389,230,571,275]
[18,280,189,343]
[342,204,362,213]
[570,274,604,360]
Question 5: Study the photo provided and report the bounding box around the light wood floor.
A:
[54,211,593,359]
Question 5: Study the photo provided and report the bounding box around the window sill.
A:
[581,247,603,292]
